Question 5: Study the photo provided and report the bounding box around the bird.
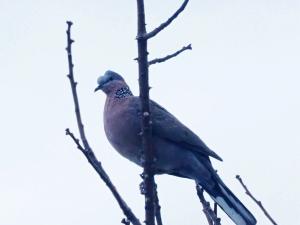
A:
[95,70,257,225]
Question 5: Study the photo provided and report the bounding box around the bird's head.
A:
[94,70,127,95]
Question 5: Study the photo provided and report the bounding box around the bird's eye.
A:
[109,77,113,81]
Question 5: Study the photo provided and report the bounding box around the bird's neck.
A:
[114,86,133,99]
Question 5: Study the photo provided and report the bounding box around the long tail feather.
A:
[207,177,257,225]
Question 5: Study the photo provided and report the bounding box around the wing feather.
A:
[151,101,223,161]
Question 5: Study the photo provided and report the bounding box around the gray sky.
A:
[1,0,299,224]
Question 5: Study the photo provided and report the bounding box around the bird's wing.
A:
[151,100,223,161]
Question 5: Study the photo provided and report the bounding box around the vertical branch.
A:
[136,1,155,225]
[66,21,91,151]
[154,184,163,225]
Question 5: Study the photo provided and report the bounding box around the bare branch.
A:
[148,44,192,66]
[65,22,141,225]
[139,177,162,225]
[65,128,141,225]
[236,175,278,225]
[214,203,218,216]
[121,218,131,225]
[66,21,90,151]
[196,184,221,225]
[154,184,163,225]
[136,0,156,225]
[145,0,189,39]
[65,128,85,152]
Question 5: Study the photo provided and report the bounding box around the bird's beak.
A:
[95,74,108,92]
[94,85,102,92]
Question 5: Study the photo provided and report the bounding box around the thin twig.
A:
[236,175,278,225]
[65,21,141,225]
[145,0,189,39]
[196,184,221,225]
[65,21,90,151]
[148,44,192,66]
[136,1,156,225]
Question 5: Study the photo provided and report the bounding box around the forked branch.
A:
[236,175,278,225]
[65,21,141,225]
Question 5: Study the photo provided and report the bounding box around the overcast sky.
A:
[1,0,299,225]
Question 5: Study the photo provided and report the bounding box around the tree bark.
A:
[136,1,155,225]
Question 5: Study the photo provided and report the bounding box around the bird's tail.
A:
[202,175,257,225]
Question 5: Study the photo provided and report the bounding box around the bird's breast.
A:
[103,99,142,165]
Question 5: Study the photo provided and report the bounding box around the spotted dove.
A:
[95,70,257,225]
